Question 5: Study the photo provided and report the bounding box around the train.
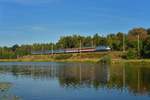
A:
[31,46,111,55]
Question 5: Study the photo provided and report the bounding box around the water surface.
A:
[0,62,150,100]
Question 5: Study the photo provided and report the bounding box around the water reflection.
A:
[0,82,20,100]
[0,62,150,96]
[0,82,12,91]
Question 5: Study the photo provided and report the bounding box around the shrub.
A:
[124,49,138,59]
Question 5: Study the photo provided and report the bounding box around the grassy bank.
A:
[112,59,150,64]
[0,52,150,64]
[0,52,102,63]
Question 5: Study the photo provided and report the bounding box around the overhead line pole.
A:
[51,43,54,56]
[123,33,125,52]
[92,40,94,48]
[41,45,44,56]
[80,40,82,55]
[137,34,140,57]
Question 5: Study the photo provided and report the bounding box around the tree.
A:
[83,36,92,47]
[107,33,115,50]
[0,27,150,59]
[128,27,148,40]
[93,33,101,46]
[147,28,150,35]
[107,32,125,51]
[128,28,148,57]
[11,44,19,52]
[143,36,150,58]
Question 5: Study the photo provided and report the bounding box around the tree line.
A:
[0,27,150,59]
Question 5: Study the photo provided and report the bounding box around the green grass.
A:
[0,52,150,64]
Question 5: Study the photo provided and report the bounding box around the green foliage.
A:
[143,36,150,58]
[147,28,150,35]
[0,27,150,59]
[11,44,19,52]
[124,49,138,59]
[107,32,126,51]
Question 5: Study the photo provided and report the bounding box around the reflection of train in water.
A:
[31,46,111,55]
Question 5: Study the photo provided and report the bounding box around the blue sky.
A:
[0,0,150,46]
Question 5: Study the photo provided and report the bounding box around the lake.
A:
[0,62,150,100]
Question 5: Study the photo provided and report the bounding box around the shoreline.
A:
[0,58,150,64]
[111,59,150,64]
[0,52,149,64]
[0,58,99,63]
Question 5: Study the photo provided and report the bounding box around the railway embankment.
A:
[0,51,150,64]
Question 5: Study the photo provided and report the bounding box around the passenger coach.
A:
[31,46,111,55]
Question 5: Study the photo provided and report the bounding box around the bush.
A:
[54,54,73,60]
[143,51,150,58]
[123,49,138,59]
[142,36,150,58]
